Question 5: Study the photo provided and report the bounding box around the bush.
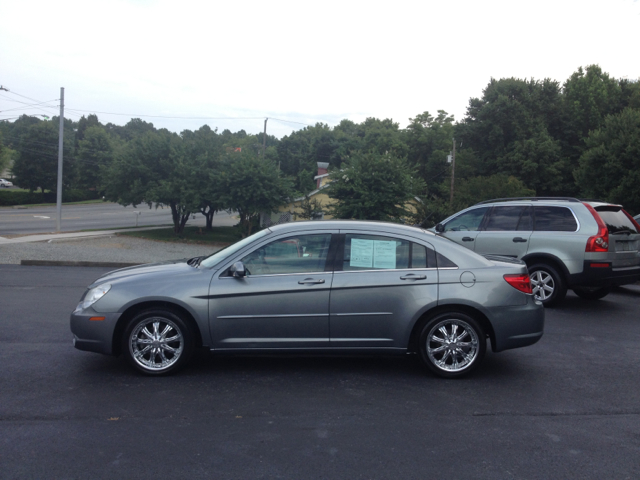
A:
[0,189,100,206]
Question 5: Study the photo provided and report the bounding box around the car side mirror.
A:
[435,223,445,233]
[230,261,246,278]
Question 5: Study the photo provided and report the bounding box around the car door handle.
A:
[462,237,474,242]
[400,274,427,280]
[298,278,325,285]
[512,237,528,243]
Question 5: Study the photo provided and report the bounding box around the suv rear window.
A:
[533,206,577,232]
[595,207,639,234]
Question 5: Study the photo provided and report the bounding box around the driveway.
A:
[1,265,639,479]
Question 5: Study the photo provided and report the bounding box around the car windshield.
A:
[199,228,271,268]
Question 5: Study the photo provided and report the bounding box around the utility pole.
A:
[56,87,64,232]
[449,137,456,206]
[262,118,268,159]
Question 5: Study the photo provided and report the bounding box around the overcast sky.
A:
[1,0,639,138]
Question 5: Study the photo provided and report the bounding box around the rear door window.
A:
[595,207,639,234]
[342,234,436,270]
[533,206,578,232]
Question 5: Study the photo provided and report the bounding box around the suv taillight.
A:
[504,274,533,294]
[584,203,609,252]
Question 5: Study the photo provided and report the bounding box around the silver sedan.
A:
[70,221,544,378]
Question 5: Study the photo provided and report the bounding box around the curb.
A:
[20,260,142,268]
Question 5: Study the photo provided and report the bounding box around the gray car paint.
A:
[70,220,544,358]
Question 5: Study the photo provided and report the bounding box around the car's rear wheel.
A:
[529,263,567,307]
[122,309,194,375]
[573,286,611,300]
[418,312,486,378]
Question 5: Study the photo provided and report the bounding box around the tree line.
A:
[1,64,639,234]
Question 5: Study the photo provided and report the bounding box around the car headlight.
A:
[75,284,111,311]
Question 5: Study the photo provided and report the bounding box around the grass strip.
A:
[118,225,242,245]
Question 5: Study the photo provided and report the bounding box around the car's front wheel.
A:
[122,309,194,375]
[529,263,567,307]
[573,286,611,300]
[418,312,486,378]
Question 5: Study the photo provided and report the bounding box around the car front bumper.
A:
[70,310,121,355]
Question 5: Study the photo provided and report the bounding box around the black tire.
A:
[573,286,611,300]
[528,263,567,307]
[417,312,486,378]
[122,308,195,375]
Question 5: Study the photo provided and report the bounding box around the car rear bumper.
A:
[70,310,121,355]
[486,296,545,352]
[568,261,640,288]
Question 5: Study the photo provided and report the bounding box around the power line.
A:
[270,117,315,127]
[65,108,267,121]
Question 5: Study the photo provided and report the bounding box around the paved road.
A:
[1,265,639,478]
[0,203,236,235]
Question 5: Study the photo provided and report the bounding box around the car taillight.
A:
[504,274,533,294]
[584,203,609,252]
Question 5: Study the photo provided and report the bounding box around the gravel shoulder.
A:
[0,235,223,265]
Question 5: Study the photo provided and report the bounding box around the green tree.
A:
[0,132,16,175]
[181,125,225,229]
[103,129,198,233]
[219,152,293,237]
[327,151,425,222]
[562,65,622,146]
[11,119,72,193]
[76,125,114,191]
[74,114,101,150]
[457,77,567,194]
[297,194,324,220]
[453,174,535,210]
[575,107,640,214]
[405,110,455,202]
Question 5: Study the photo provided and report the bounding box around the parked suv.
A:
[434,197,640,306]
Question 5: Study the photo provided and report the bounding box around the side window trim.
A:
[327,234,344,272]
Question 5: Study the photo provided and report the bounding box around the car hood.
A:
[90,258,197,287]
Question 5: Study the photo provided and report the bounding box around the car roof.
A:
[268,220,435,237]
[474,197,621,208]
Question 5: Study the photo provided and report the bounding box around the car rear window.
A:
[533,206,577,232]
[595,207,639,234]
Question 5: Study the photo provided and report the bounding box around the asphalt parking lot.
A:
[1,264,639,479]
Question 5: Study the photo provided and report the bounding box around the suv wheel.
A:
[529,263,567,307]
[573,286,611,300]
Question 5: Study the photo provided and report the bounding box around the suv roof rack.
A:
[475,197,582,205]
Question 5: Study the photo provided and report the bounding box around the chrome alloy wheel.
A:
[426,319,479,373]
[530,270,554,302]
[129,317,184,371]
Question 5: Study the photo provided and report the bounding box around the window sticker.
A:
[350,239,373,268]
[373,240,396,269]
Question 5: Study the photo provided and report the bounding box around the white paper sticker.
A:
[350,239,373,268]
[373,240,396,269]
